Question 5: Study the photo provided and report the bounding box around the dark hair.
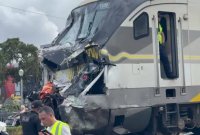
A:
[31,100,43,109]
[39,106,55,116]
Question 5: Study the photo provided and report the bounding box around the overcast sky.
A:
[0,0,83,47]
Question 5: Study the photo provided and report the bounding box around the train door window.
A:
[158,12,178,79]
[133,12,149,40]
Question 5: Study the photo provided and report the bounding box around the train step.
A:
[166,111,177,114]
[112,126,131,135]
[165,125,178,128]
[179,132,193,135]
[164,104,179,128]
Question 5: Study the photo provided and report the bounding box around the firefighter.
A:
[39,81,55,100]
[39,105,71,135]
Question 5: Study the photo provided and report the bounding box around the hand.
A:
[39,132,45,135]
[39,132,51,135]
[40,129,52,135]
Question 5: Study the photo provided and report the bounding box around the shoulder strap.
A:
[50,121,60,135]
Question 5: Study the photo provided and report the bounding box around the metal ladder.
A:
[164,104,179,128]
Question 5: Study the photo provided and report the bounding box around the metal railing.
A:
[0,111,16,122]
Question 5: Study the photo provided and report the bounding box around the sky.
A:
[0,0,83,47]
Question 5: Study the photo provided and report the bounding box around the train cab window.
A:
[133,12,149,40]
[158,12,178,79]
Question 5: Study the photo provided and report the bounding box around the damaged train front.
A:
[41,1,112,134]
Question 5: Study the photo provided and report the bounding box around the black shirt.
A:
[20,111,43,135]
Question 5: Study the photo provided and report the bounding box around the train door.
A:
[158,11,178,80]
[151,2,188,91]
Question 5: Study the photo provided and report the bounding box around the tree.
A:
[0,38,41,96]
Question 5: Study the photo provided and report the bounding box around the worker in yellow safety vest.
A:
[158,15,173,78]
[39,106,71,135]
[158,23,165,45]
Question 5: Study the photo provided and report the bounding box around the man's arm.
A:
[161,32,165,44]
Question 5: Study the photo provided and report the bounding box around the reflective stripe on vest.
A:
[51,121,70,135]
[158,23,163,45]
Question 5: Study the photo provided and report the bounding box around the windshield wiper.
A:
[78,22,93,43]
[78,11,97,43]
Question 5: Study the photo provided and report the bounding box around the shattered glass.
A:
[56,1,110,47]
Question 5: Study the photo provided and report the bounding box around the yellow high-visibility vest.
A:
[50,121,70,135]
[158,23,164,45]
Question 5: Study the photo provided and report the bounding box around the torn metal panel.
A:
[42,49,69,65]
[60,48,85,66]
[60,107,109,134]
[62,62,104,97]
[59,96,109,135]
[59,95,152,134]
[42,46,88,70]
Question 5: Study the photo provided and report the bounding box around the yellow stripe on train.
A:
[100,49,154,62]
[100,49,200,62]
[190,93,200,102]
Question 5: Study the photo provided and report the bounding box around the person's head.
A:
[39,106,56,127]
[31,100,43,113]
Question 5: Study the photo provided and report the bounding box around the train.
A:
[40,0,200,134]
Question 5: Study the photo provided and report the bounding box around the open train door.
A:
[151,0,189,96]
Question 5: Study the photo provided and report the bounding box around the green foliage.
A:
[7,126,22,135]
[2,97,20,112]
[0,38,41,86]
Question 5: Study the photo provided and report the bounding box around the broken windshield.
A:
[58,1,110,46]
[58,8,82,46]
